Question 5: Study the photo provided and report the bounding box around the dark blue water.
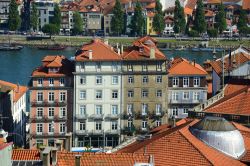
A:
[0,46,221,86]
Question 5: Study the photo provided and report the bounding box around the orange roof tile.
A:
[12,149,41,161]
[0,80,27,102]
[168,58,207,75]
[205,10,215,17]
[185,0,197,9]
[184,7,193,15]
[118,119,249,165]
[243,0,250,9]
[204,86,250,116]
[57,152,150,166]
[76,39,121,62]
[145,2,155,8]
[147,12,155,17]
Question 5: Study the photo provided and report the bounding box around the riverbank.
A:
[1,35,250,49]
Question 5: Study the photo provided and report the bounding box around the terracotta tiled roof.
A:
[185,0,197,9]
[32,55,73,77]
[243,0,250,9]
[224,84,249,96]
[122,36,166,60]
[145,2,155,8]
[204,86,250,116]
[205,10,215,17]
[12,149,41,161]
[57,152,150,166]
[0,80,27,102]
[76,39,121,62]
[117,119,249,166]
[184,7,193,15]
[165,16,174,23]
[168,58,207,75]
[147,12,155,17]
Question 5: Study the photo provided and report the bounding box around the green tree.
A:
[173,0,186,34]
[193,0,206,34]
[130,1,145,36]
[72,12,83,35]
[207,28,218,38]
[51,4,61,27]
[42,24,59,37]
[8,0,21,31]
[30,3,38,31]
[215,4,226,33]
[237,9,248,34]
[152,0,165,34]
[111,0,124,35]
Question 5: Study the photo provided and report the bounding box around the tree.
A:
[8,0,21,31]
[51,4,61,27]
[237,9,248,34]
[207,28,218,38]
[42,24,59,37]
[173,0,186,34]
[130,1,145,36]
[111,0,124,35]
[193,0,206,34]
[152,0,165,34]
[215,4,226,33]
[72,12,83,35]
[30,2,38,31]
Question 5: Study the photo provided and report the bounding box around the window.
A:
[193,92,200,101]
[60,107,66,117]
[142,90,148,98]
[48,123,54,133]
[128,64,133,71]
[142,121,147,129]
[183,107,189,114]
[128,90,134,98]
[37,108,43,118]
[112,76,118,84]
[96,122,102,130]
[142,103,148,115]
[156,104,161,115]
[80,63,85,71]
[112,62,118,71]
[173,77,179,87]
[79,90,86,100]
[80,76,86,84]
[37,92,43,102]
[96,105,102,114]
[37,123,43,133]
[172,107,178,116]
[156,62,162,71]
[156,120,161,127]
[48,92,54,102]
[95,90,102,99]
[112,121,118,130]
[80,105,86,115]
[60,92,66,102]
[112,90,118,99]
[183,77,189,87]
[172,92,179,101]
[49,78,54,86]
[127,104,133,115]
[111,105,118,115]
[128,76,134,83]
[96,62,101,71]
[60,123,65,133]
[194,77,200,87]
[48,108,54,117]
[142,63,147,71]
[38,78,43,86]
[183,92,189,100]
[79,122,86,131]
[128,120,133,128]
[156,90,162,97]
[142,76,148,83]
[96,76,102,84]
[156,75,162,83]
[60,78,65,86]
[36,140,43,148]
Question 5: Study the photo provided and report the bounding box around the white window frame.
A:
[95,90,102,99]
[112,90,118,99]
[96,105,102,115]
[37,78,43,87]
[37,92,43,102]
[37,108,43,118]
[142,121,147,129]
[60,107,66,118]
[172,92,179,101]
[142,89,148,98]
[48,92,54,102]
[127,104,133,115]
[173,77,179,87]
[111,121,118,130]
[48,107,54,118]
[79,122,86,131]
[96,62,101,71]
[128,90,134,98]
[156,120,161,127]
[79,90,86,100]
[172,107,178,116]
[128,75,134,83]
[96,121,102,130]
[80,76,86,85]
[142,103,148,115]
[60,92,66,102]
[49,78,54,87]
[193,77,200,87]
[111,105,118,115]
[80,105,86,115]
[183,92,189,100]
[36,123,43,134]
[183,107,189,114]
[48,123,54,133]
[156,75,162,83]
[193,92,200,101]
[96,76,102,85]
[142,76,148,83]
[60,78,65,86]
[156,90,162,97]
[156,104,161,115]
[59,123,66,133]
[183,77,189,87]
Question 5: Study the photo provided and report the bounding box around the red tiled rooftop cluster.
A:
[12,149,41,161]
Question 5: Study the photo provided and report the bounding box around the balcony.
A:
[89,114,104,120]
[105,129,120,135]
[30,132,67,138]
[135,111,149,119]
[89,130,104,135]
[105,114,120,120]
[168,99,203,104]
[122,112,134,119]
[30,115,66,122]
[149,111,164,119]
[75,114,88,120]
[121,127,134,134]
[31,99,67,107]
[54,115,67,121]
[75,130,89,135]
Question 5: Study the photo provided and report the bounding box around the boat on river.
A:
[37,44,67,50]
[0,44,23,51]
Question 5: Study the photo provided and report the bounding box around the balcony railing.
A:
[30,132,67,137]
[75,114,88,120]
[105,129,120,135]
[122,112,134,119]
[89,130,104,135]
[31,99,67,107]
[75,130,89,135]
[30,115,66,122]
[168,99,203,104]
[105,114,120,120]
[89,114,104,120]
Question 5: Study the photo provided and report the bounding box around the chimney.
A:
[121,44,124,54]
[89,50,93,60]
[55,140,63,151]
[193,59,196,66]
[75,155,81,166]
[51,148,57,166]
[150,155,154,165]
[42,147,50,166]
[116,43,119,50]
[150,47,155,59]
[118,48,121,55]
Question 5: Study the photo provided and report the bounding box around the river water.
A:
[0,46,222,85]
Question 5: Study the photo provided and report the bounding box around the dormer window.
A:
[49,78,54,86]
[49,67,59,73]
[38,78,43,87]
[139,47,144,52]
